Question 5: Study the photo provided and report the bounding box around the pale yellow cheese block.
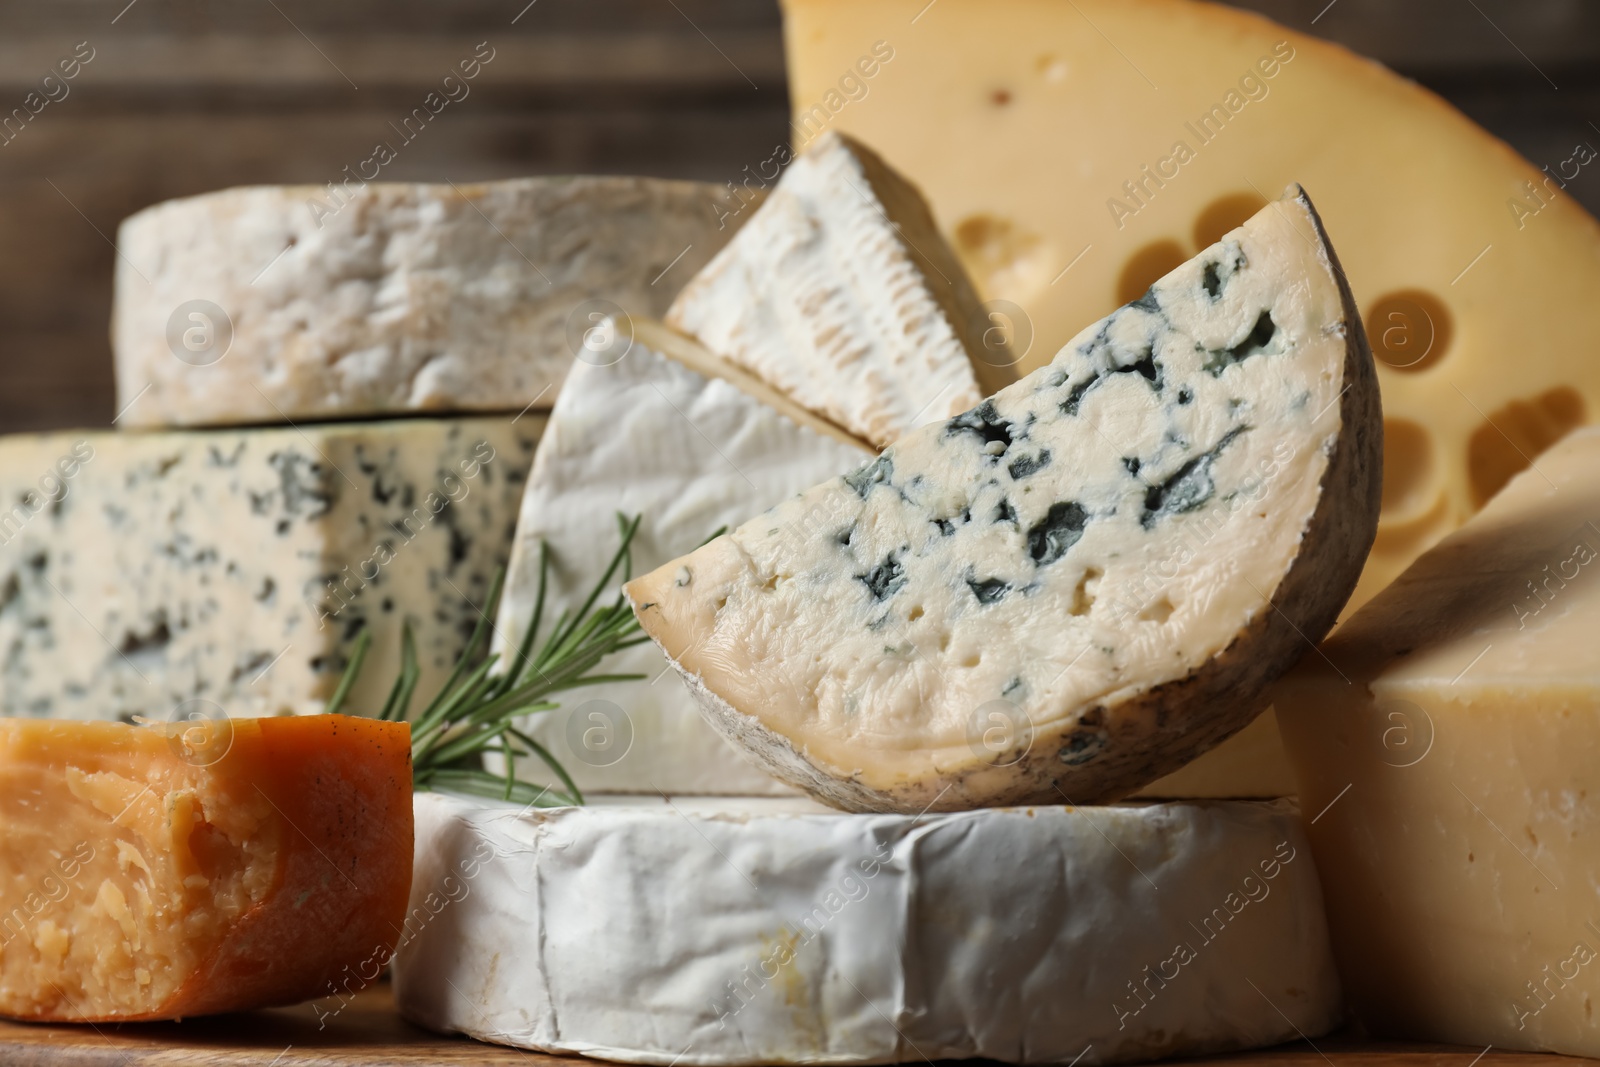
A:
[782,0,1600,796]
[1276,426,1600,1055]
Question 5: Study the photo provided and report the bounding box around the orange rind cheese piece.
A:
[0,714,412,1022]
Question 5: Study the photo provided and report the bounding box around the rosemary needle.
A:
[329,513,647,808]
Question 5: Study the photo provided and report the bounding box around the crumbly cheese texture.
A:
[492,326,869,795]
[114,179,753,428]
[396,792,1340,1065]
[783,0,1600,796]
[628,191,1380,812]
[0,419,538,721]
[1278,427,1600,1057]
[0,716,412,1022]
[667,131,1009,450]
[0,724,276,1020]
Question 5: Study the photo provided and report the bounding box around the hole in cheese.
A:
[1467,386,1586,509]
[1192,192,1268,251]
[1366,290,1452,373]
[1115,240,1186,307]
[1139,595,1175,623]
[1369,489,1449,561]
[1035,54,1069,82]
[1380,417,1439,522]
[1069,568,1100,616]
[953,213,1050,299]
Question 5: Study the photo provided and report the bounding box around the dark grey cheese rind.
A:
[628,187,1381,813]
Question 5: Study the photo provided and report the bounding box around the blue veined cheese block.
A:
[0,417,540,720]
[629,188,1382,813]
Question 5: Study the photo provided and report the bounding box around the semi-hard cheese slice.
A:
[783,0,1600,797]
[0,418,537,721]
[0,715,412,1022]
[628,189,1380,812]
[492,321,870,795]
[395,792,1339,1064]
[667,131,1011,450]
[114,179,754,428]
[1278,426,1600,1056]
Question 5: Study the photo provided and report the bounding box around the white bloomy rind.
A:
[667,130,1011,450]
[490,325,869,796]
[630,187,1381,812]
[114,178,754,428]
[394,792,1341,1065]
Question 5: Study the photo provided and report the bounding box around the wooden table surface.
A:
[0,982,557,1066]
[0,983,1592,1067]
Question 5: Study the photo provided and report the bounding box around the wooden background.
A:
[1,0,1597,435]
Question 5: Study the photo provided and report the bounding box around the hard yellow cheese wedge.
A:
[781,0,1600,796]
[0,716,413,1022]
[1278,426,1600,1056]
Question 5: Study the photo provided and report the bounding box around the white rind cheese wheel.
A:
[667,131,1012,450]
[628,189,1380,812]
[113,178,753,429]
[1279,426,1600,1057]
[0,418,538,720]
[491,322,869,795]
[394,792,1340,1065]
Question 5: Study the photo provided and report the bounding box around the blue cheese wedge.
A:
[627,188,1381,812]
[114,178,754,429]
[395,792,1341,1064]
[492,321,870,795]
[0,418,538,720]
[666,131,1013,450]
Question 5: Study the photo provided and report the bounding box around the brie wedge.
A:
[491,321,870,795]
[667,131,1012,450]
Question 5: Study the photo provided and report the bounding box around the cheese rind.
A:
[667,131,1008,450]
[1278,426,1600,1056]
[629,190,1380,812]
[395,792,1340,1065]
[114,179,753,428]
[0,715,412,1022]
[0,419,538,720]
[492,323,870,795]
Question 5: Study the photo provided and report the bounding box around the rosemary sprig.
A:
[327,513,650,808]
